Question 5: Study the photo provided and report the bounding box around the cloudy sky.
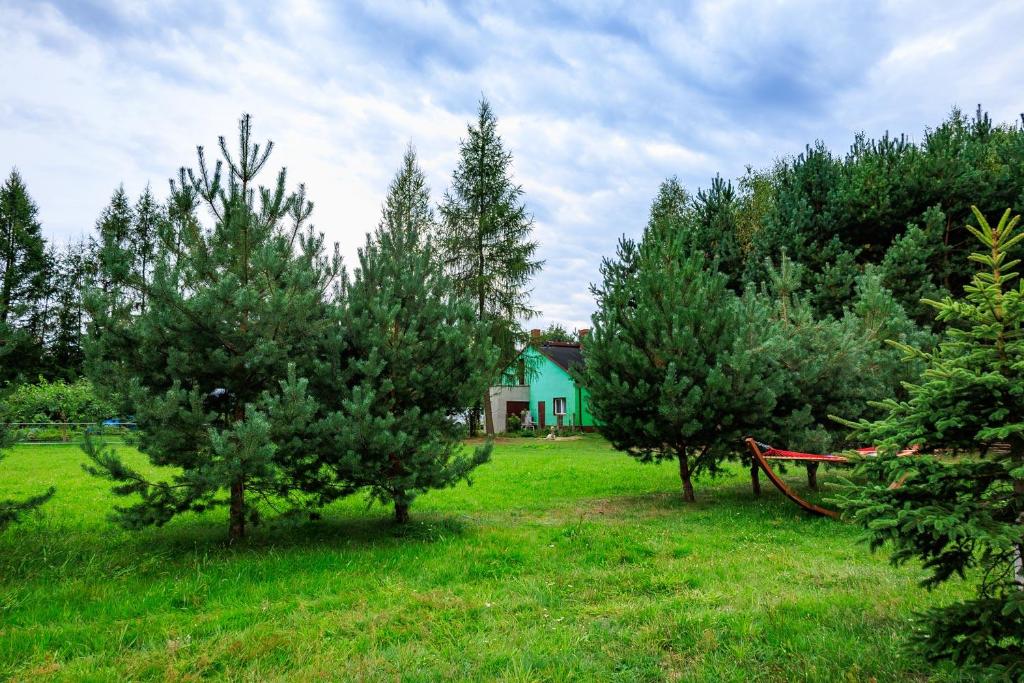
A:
[2,1,1022,328]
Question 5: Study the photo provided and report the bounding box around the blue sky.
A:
[2,1,1023,329]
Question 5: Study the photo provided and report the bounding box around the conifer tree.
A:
[752,258,927,489]
[689,175,744,289]
[132,187,162,313]
[0,169,49,384]
[0,422,54,532]
[83,115,342,541]
[581,190,775,501]
[438,97,542,435]
[837,207,1024,676]
[47,240,91,378]
[321,147,493,522]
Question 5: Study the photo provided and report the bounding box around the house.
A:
[488,328,599,433]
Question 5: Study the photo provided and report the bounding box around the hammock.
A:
[744,438,915,519]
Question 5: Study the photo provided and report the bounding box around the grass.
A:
[0,436,970,682]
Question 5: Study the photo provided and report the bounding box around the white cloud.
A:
[1,0,1023,329]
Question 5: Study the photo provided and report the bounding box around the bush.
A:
[506,415,521,432]
[1,378,117,424]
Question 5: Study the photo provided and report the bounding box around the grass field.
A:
[0,436,969,682]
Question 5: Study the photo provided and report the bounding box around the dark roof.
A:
[537,341,585,374]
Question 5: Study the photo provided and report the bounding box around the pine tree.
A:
[132,187,162,314]
[83,115,343,541]
[836,207,1024,676]
[751,257,928,489]
[321,147,493,522]
[581,189,776,501]
[0,422,54,532]
[47,240,91,378]
[690,175,744,290]
[438,97,542,435]
[0,169,49,384]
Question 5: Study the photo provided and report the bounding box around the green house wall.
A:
[515,347,597,429]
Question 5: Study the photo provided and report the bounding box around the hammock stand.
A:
[744,437,914,519]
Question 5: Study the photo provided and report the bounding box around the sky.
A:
[2,1,1023,330]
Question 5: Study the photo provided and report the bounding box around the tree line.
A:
[582,105,1024,677]
[1,99,540,538]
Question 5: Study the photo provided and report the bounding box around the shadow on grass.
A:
[0,510,472,582]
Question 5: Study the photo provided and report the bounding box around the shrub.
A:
[1,378,116,424]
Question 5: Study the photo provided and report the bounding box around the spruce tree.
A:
[837,207,1024,676]
[315,147,492,522]
[581,189,775,501]
[47,240,91,378]
[84,115,342,541]
[0,422,54,532]
[438,97,542,435]
[0,169,49,384]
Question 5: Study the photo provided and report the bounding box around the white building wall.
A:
[488,385,530,433]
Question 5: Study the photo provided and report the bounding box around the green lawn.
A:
[1,436,968,682]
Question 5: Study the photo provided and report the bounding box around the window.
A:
[553,397,567,415]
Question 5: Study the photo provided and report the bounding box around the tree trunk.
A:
[228,479,245,541]
[806,463,819,491]
[750,459,761,496]
[394,500,410,524]
[677,450,695,503]
[482,389,495,436]
[1015,479,1024,589]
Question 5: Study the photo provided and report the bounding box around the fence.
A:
[5,422,138,445]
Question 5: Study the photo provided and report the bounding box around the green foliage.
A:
[877,207,951,326]
[689,175,744,290]
[438,97,543,435]
[581,194,775,501]
[319,146,493,522]
[727,255,929,465]
[531,323,579,345]
[707,107,1024,320]
[836,207,1024,677]
[0,169,49,385]
[83,114,343,541]
[0,377,115,423]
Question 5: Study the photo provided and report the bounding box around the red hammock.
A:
[745,438,915,519]
[759,443,916,463]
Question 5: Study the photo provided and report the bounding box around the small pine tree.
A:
[0,422,54,532]
[582,192,775,501]
[837,207,1024,677]
[326,147,493,522]
[84,115,342,541]
[438,97,542,435]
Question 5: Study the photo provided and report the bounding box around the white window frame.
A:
[553,397,567,415]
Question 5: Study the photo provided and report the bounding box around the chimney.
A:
[578,328,590,342]
[530,328,542,340]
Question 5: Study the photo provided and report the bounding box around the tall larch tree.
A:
[438,97,542,435]
[83,114,343,541]
[0,169,49,384]
[320,146,493,522]
[837,207,1024,677]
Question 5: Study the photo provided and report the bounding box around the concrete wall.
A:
[488,385,530,433]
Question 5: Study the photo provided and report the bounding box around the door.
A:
[506,401,529,430]
[538,401,546,429]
